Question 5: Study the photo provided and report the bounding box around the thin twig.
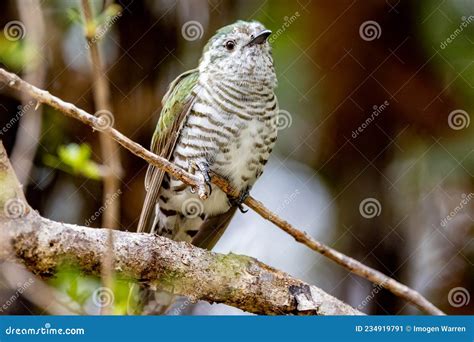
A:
[80,0,122,228]
[10,0,46,184]
[0,67,444,315]
[80,0,119,315]
[0,262,78,315]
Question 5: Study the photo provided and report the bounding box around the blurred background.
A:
[0,0,472,315]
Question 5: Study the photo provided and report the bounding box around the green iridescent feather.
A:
[151,69,199,157]
[139,68,199,233]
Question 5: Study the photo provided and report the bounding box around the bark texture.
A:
[0,142,360,315]
[0,212,361,315]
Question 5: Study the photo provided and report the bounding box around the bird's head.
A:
[199,21,276,86]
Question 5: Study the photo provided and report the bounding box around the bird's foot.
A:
[189,161,212,200]
[228,187,250,213]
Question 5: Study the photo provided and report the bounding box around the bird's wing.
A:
[137,69,200,233]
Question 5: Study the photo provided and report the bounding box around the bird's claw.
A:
[237,203,248,213]
[228,187,250,213]
[190,161,212,199]
[196,161,212,197]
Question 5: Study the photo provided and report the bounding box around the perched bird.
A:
[137,20,278,250]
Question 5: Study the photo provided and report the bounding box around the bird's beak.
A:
[246,30,272,46]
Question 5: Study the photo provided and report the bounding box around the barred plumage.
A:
[138,21,278,249]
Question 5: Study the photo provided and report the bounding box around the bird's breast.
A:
[169,79,278,216]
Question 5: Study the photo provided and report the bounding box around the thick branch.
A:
[0,141,359,315]
[0,212,362,316]
[0,67,444,315]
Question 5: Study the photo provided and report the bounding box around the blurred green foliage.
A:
[419,2,474,109]
[50,263,139,315]
[416,1,474,182]
[0,37,34,71]
[43,143,102,180]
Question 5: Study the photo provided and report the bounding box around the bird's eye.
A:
[225,40,235,51]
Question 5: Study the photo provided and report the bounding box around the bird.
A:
[137,19,278,254]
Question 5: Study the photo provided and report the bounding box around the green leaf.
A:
[67,7,83,25]
[98,4,122,26]
[58,143,91,170]
[0,38,38,71]
[43,143,102,180]
[66,277,78,299]
[75,290,92,306]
